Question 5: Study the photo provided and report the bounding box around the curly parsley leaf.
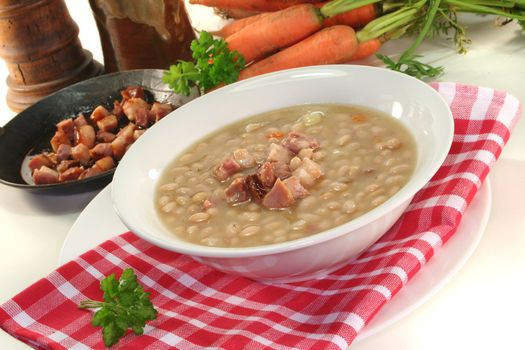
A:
[79,268,157,347]
[163,31,245,96]
[162,61,200,97]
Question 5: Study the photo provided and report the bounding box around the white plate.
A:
[59,178,491,342]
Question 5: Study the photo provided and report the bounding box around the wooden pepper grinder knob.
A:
[0,0,104,112]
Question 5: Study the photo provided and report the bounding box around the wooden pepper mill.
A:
[0,0,104,112]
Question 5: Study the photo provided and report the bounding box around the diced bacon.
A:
[224,177,250,205]
[117,123,136,144]
[281,131,320,154]
[90,143,113,160]
[95,156,115,171]
[213,157,241,181]
[96,130,116,143]
[267,143,291,163]
[79,164,103,179]
[58,167,83,182]
[111,136,128,160]
[71,143,91,165]
[262,178,295,209]
[50,129,71,152]
[73,114,88,128]
[282,176,309,199]
[300,158,323,179]
[293,167,315,188]
[56,144,71,161]
[149,102,173,122]
[33,166,59,185]
[77,125,96,148]
[112,99,124,117]
[28,154,55,172]
[272,161,291,180]
[233,148,256,169]
[56,118,75,141]
[292,158,323,188]
[121,86,145,101]
[257,162,276,188]
[96,115,118,132]
[56,160,79,173]
[245,174,269,202]
[90,105,110,122]
[134,107,150,128]
[133,129,146,141]
[122,97,150,122]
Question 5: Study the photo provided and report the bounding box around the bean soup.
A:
[155,104,417,247]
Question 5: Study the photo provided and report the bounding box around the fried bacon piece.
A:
[33,166,59,185]
[30,86,174,185]
[58,167,83,182]
[244,174,269,202]
[213,157,242,182]
[224,177,250,205]
[281,131,320,154]
[50,130,70,152]
[262,178,295,209]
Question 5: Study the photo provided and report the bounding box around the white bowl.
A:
[111,65,453,283]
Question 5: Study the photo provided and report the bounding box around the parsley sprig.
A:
[78,268,157,347]
[162,31,245,95]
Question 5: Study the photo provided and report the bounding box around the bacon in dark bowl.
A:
[0,69,198,194]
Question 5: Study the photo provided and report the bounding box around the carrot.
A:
[238,25,358,81]
[226,4,324,63]
[211,13,270,38]
[215,2,379,38]
[349,37,382,60]
[318,3,378,28]
[189,0,323,12]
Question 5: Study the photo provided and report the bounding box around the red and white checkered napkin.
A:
[1,83,521,350]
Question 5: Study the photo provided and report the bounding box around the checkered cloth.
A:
[0,83,521,349]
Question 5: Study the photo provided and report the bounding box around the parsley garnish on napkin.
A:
[78,268,157,347]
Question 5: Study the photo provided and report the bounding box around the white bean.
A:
[290,157,302,171]
[390,164,410,174]
[240,225,261,237]
[343,200,357,214]
[161,201,176,213]
[192,191,210,203]
[337,134,351,146]
[188,212,210,223]
[159,182,177,191]
[372,196,387,207]
[158,195,171,207]
[176,196,190,206]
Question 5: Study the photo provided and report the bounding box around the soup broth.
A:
[155,104,417,247]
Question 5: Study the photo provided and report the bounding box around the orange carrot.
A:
[214,3,378,39]
[189,0,323,12]
[349,37,382,60]
[317,3,378,28]
[238,25,358,81]
[211,13,270,38]
[226,4,324,63]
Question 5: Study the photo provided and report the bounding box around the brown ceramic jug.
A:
[89,0,195,73]
[0,0,103,111]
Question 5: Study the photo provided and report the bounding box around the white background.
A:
[0,1,524,349]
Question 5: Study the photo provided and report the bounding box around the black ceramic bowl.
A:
[0,69,198,194]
